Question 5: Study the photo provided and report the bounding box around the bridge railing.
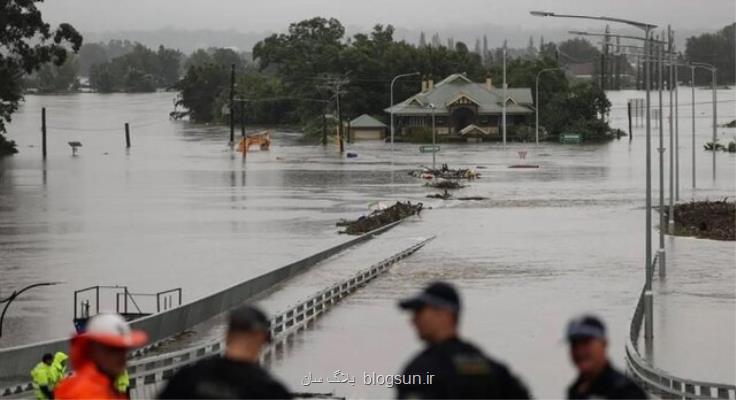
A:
[625,255,736,400]
[125,236,434,398]
[0,221,407,397]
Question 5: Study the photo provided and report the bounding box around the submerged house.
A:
[385,74,534,139]
[348,114,387,140]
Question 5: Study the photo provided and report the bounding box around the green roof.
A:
[385,73,533,115]
[349,114,387,128]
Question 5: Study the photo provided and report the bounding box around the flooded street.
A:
[1,89,734,396]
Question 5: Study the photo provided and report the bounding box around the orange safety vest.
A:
[54,364,126,400]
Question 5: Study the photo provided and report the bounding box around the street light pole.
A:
[536,10,657,339]
[675,57,680,201]
[667,26,675,234]
[535,67,563,146]
[691,66,696,191]
[502,40,508,148]
[431,104,437,171]
[657,35,666,273]
[390,72,420,155]
[691,62,718,182]
[1,282,60,337]
[712,68,717,182]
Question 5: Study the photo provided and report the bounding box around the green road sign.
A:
[419,145,440,153]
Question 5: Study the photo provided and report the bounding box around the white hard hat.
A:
[81,313,148,348]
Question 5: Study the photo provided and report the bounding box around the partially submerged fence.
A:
[126,236,435,399]
[0,220,405,395]
[625,255,736,400]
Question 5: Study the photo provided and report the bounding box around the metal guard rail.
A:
[625,255,736,400]
[1,221,411,398]
[2,236,434,398]
[125,236,435,392]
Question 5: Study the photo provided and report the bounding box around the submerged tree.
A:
[0,0,82,155]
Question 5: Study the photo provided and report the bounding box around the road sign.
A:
[419,145,440,153]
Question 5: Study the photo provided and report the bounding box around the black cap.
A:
[398,281,461,314]
[42,353,53,363]
[566,315,607,342]
[229,305,272,341]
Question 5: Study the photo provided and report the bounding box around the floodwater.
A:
[1,88,734,396]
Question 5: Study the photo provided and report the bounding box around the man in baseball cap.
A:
[396,281,530,399]
[158,304,291,399]
[565,314,646,399]
[55,313,148,399]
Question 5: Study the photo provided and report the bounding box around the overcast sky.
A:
[40,0,735,33]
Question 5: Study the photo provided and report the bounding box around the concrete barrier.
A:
[0,220,403,384]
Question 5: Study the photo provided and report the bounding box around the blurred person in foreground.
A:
[158,305,291,399]
[396,281,530,399]
[566,315,647,399]
[55,313,148,399]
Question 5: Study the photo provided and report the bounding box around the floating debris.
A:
[663,199,735,241]
[337,201,423,235]
[704,141,727,152]
[457,196,488,201]
[426,179,465,190]
[427,190,453,200]
[409,164,480,180]
[508,164,539,169]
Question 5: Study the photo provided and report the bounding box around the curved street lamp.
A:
[1,282,60,337]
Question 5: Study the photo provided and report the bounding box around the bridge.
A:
[0,219,432,398]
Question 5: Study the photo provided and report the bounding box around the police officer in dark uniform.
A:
[566,315,647,399]
[158,305,291,399]
[396,281,530,399]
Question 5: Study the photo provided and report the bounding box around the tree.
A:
[35,55,80,92]
[184,49,212,70]
[685,23,735,85]
[172,62,230,122]
[211,48,245,70]
[526,36,537,59]
[89,63,116,93]
[156,45,183,88]
[0,0,82,155]
[87,42,182,92]
[558,38,600,62]
[419,31,427,48]
[77,43,108,76]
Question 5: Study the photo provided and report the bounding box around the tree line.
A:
[172,17,612,142]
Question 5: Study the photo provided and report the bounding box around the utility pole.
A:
[41,107,47,159]
[502,40,507,148]
[229,64,235,145]
[317,74,349,153]
[240,101,246,139]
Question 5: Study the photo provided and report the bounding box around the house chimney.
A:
[428,79,434,90]
[486,77,493,90]
[421,77,428,92]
